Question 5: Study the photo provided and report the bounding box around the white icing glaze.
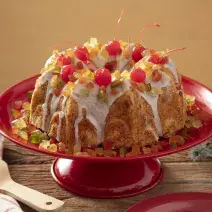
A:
[164,59,179,83]
[72,79,131,144]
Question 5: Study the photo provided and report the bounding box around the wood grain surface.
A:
[3,141,212,212]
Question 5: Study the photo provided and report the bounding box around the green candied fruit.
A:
[29,130,49,144]
[27,91,33,99]
[12,118,27,130]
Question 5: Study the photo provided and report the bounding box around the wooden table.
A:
[3,141,212,212]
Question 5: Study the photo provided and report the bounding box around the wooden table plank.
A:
[2,141,212,212]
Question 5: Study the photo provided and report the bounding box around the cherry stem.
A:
[139,23,160,41]
[160,46,187,58]
[50,41,78,50]
[116,8,125,40]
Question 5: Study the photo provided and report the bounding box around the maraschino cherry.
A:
[149,47,187,65]
[94,68,112,86]
[61,64,76,83]
[130,67,146,83]
[74,45,89,62]
[105,40,122,56]
[57,54,72,66]
[131,45,146,62]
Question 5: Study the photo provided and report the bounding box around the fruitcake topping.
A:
[94,68,112,86]
[61,64,76,83]
[130,67,146,83]
[105,40,122,56]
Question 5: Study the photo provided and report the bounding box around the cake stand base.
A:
[51,158,163,198]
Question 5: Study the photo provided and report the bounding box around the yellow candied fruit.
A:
[137,83,147,92]
[52,49,59,56]
[89,47,99,59]
[19,131,28,141]
[150,87,162,96]
[144,67,152,77]
[88,71,95,79]
[185,94,195,106]
[121,70,130,79]
[119,40,128,48]
[104,150,116,157]
[122,49,131,59]
[62,84,73,97]
[11,109,21,119]
[79,77,88,84]
[152,64,162,70]
[90,37,98,46]
[142,147,152,154]
[39,140,50,150]
[113,70,121,79]
[82,69,91,76]
[12,118,27,130]
[50,75,59,88]
[66,48,74,57]
[48,144,58,152]
[67,82,75,89]
[100,47,109,59]
[74,143,81,154]
[86,82,95,89]
[22,102,30,111]
[73,72,82,79]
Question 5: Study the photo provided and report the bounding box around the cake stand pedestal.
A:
[51,158,163,198]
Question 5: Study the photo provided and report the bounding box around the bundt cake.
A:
[29,38,187,153]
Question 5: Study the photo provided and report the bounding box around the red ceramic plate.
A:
[126,192,212,212]
[0,75,211,161]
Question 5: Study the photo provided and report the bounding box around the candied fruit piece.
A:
[79,77,88,84]
[119,147,127,157]
[50,75,59,87]
[150,87,162,96]
[121,70,130,79]
[12,127,19,135]
[30,130,49,144]
[87,149,96,156]
[12,118,27,130]
[48,144,58,152]
[137,83,147,92]
[142,147,152,154]
[54,88,61,96]
[192,119,203,128]
[100,47,109,59]
[132,144,141,155]
[151,145,159,153]
[185,94,195,106]
[39,140,50,150]
[66,48,74,57]
[14,101,22,110]
[58,142,66,153]
[95,148,104,156]
[11,109,21,119]
[119,40,128,48]
[111,80,123,88]
[19,131,28,140]
[113,70,121,79]
[122,49,131,59]
[27,91,33,99]
[89,48,99,59]
[22,102,30,111]
[74,143,81,154]
[104,150,116,157]
[110,88,119,96]
[86,82,95,89]
[169,135,185,146]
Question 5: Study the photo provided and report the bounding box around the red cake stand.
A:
[0,75,211,198]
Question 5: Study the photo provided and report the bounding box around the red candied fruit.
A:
[74,45,89,62]
[57,54,72,66]
[152,70,162,82]
[130,67,146,83]
[61,64,76,83]
[104,60,117,72]
[14,101,23,110]
[105,40,122,56]
[103,141,114,150]
[148,54,168,65]
[94,68,112,87]
[131,45,146,62]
